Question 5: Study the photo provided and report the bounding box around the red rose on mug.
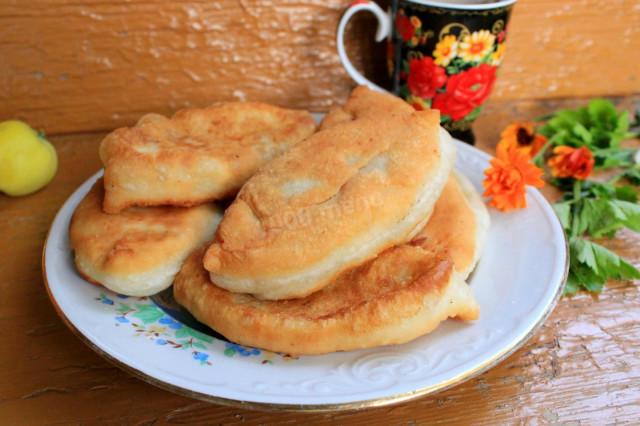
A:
[395,14,415,42]
[406,57,447,99]
[432,64,497,120]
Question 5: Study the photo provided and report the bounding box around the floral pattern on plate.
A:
[95,291,294,366]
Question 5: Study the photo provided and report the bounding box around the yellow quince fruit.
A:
[0,120,58,196]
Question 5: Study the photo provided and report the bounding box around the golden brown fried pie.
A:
[203,109,457,300]
[319,85,416,130]
[320,88,489,278]
[174,170,485,355]
[413,170,490,280]
[69,179,223,296]
[99,102,317,213]
[175,243,477,356]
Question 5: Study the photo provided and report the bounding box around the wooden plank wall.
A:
[1,0,638,135]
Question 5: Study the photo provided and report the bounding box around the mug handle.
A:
[336,1,391,93]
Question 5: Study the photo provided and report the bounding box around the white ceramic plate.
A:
[43,140,568,411]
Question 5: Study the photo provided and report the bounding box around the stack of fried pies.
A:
[70,87,489,355]
[70,102,317,296]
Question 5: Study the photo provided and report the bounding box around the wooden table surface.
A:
[1,97,639,424]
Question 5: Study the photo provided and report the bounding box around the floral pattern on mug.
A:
[396,13,416,42]
[395,8,509,128]
[395,9,434,48]
[459,30,496,62]
[432,63,497,120]
[433,35,459,67]
[491,43,507,66]
[406,56,447,99]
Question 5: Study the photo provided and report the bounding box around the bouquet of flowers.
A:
[482,99,640,294]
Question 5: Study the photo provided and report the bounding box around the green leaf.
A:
[192,342,207,351]
[185,327,214,343]
[571,200,589,236]
[594,148,635,168]
[614,185,639,203]
[565,243,607,293]
[580,199,625,238]
[572,122,592,144]
[588,99,618,126]
[464,106,483,122]
[569,248,607,293]
[451,57,465,68]
[590,100,629,148]
[571,238,598,273]
[174,326,214,343]
[612,112,630,146]
[132,304,164,324]
[586,181,615,199]
[555,109,581,125]
[476,48,494,65]
[175,327,190,339]
[618,257,640,280]
[574,267,607,292]
[569,181,640,238]
[541,99,634,156]
[543,110,581,143]
[117,303,131,313]
[402,60,410,74]
[584,181,637,202]
[574,238,640,281]
[398,85,411,99]
[621,166,640,186]
[611,200,640,232]
[553,202,572,231]
[563,273,581,295]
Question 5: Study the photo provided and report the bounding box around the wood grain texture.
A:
[1,0,639,135]
[1,97,639,424]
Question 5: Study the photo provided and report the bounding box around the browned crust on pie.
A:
[319,85,416,129]
[99,102,317,213]
[69,179,222,296]
[175,242,478,355]
[411,174,478,278]
[203,108,456,300]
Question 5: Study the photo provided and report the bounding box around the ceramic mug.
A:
[337,0,517,144]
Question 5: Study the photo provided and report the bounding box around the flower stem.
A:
[531,112,555,122]
[531,137,555,165]
[608,173,623,185]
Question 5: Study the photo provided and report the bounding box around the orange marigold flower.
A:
[483,145,545,212]
[497,122,548,159]
[548,145,594,180]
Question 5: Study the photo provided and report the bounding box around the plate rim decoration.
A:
[42,139,568,412]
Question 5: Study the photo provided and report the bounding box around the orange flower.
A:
[548,145,594,180]
[497,122,548,159]
[483,145,545,212]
